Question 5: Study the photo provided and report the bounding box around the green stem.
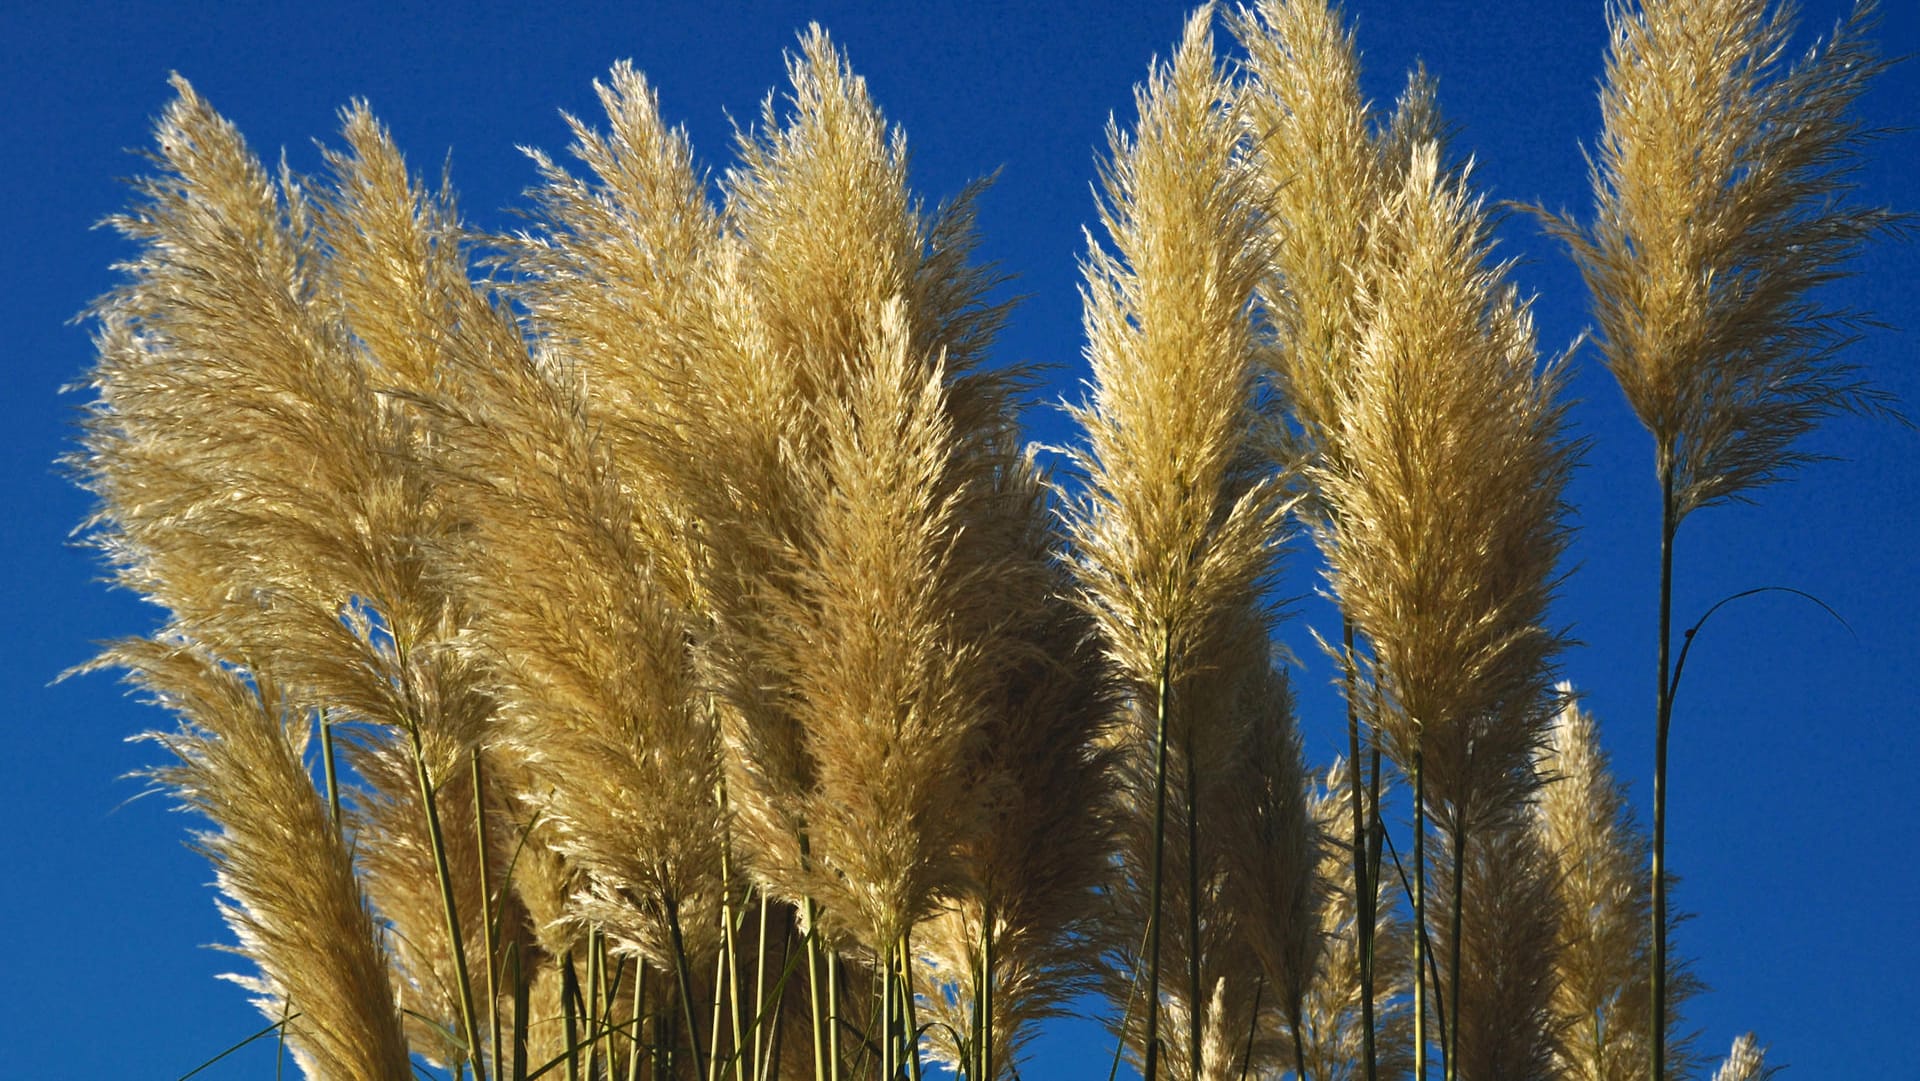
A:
[408,726,487,1081]
[319,707,342,837]
[900,933,923,1081]
[805,899,827,1081]
[562,950,582,1081]
[1345,620,1375,1081]
[667,896,709,1081]
[980,910,994,1081]
[1412,746,1426,1081]
[1445,819,1466,1081]
[1652,457,1675,1081]
[474,750,501,1079]
[1184,680,1203,1081]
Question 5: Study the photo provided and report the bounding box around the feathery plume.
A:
[914,469,1119,1081]
[1432,816,1563,1081]
[1317,141,1574,1079]
[1318,142,1572,822]
[1710,1033,1777,1081]
[1543,7,1898,1075]
[1550,0,1900,518]
[1535,689,1700,1081]
[111,640,410,1080]
[1064,10,1294,1079]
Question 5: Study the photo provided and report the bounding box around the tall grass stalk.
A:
[1545,4,1900,1075]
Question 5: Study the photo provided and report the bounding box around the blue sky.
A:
[3,1,1914,1076]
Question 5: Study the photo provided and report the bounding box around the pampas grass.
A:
[67,5,1896,1080]
[1545,3,1901,1075]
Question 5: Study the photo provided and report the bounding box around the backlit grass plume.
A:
[111,640,411,1081]
[1296,768,1413,1081]
[79,79,500,1076]
[1544,4,1900,1076]
[1317,142,1575,1080]
[1535,689,1700,1081]
[914,474,1118,1081]
[1063,10,1293,1079]
[1231,9,1450,1076]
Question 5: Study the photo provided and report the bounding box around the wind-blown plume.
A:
[109,640,411,1081]
[1549,0,1900,518]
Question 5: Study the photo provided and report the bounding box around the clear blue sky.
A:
[4,1,1914,1076]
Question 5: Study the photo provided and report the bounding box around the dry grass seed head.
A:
[112,639,411,1080]
[1551,0,1901,518]
[1319,143,1574,818]
[1066,5,1292,693]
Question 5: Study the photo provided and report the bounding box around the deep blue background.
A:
[4,2,1914,1076]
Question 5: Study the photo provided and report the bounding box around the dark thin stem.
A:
[1445,819,1467,1081]
[409,726,487,1081]
[318,708,342,838]
[562,951,582,1081]
[980,904,995,1081]
[474,750,501,1079]
[1185,675,1204,1081]
[1412,746,1427,1081]
[1143,638,1173,1081]
[1345,620,1376,1081]
[1238,977,1263,1081]
[666,897,709,1081]
[1652,458,1675,1081]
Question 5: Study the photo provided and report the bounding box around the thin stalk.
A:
[827,949,843,1081]
[318,707,342,837]
[1444,820,1466,1081]
[563,951,583,1081]
[804,900,827,1081]
[474,750,502,1079]
[666,897,710,1081]
[899,934,923,1081]
[724,888,745,1081]
[979,908,994,1081]
[762,920,794,1081]
[631,958,649,1081]
[1143,638,1173,1081]
[1652,456,1676,1081]
[709,938,728,1081]
[753,892,771,1081]
[1411,746,1426,1081]
[1184,698,1203,1081]
[589,929,605,1081]
[881,944,897,1081]
[1345,621,1376,1081]
[511,940,530,1081]
[1237,977,1263,1081]
[408,725,488,1081]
